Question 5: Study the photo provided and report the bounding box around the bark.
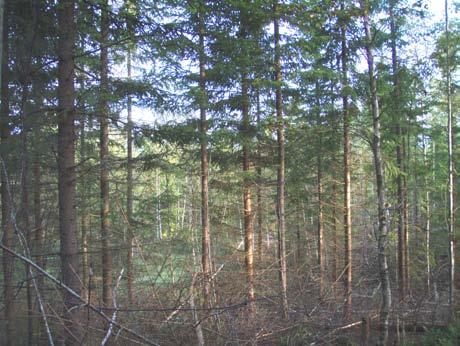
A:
[156,170,162,239]
[1,2,14,343]
[389,0,407,301]
[126,19,134,306]
[99,0,114,308]
[403,135,410,293]
[360,1,391,344]
[76,1,90,303]
[20,92,33,346]
[57,0,82,343]
[33,152,43,287]
[274,1,288,318]
[198,3,212,309]
[242,61,255,313]
[445,0,455,319]
[424,140,431,296]
[341,8,352,317]
[80,115,89,302]
[256,86,263,262]
[240,10,255,313]
[315,82,325,297]
[332,182,338,285]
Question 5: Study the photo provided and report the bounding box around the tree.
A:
[99,0,114,309]
[1,1,14,344]
[444,0,455,319]
[360,0,391,343]
[197,0,212,310]
[125,0,136,306]
[57,0,82,343]
[388,0,408,301]
[340,0,352,317]
[240,5,256,313]
[274,0,288,318]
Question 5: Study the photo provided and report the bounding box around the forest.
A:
[0,0,459,345]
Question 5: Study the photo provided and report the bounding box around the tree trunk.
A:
[332,182,338,286]
[423,139,431,296]
[242,62,255,314]
[360,1,392,344]
[1,3,14,343]
[445,0,455,319]
[20,90,33,346]
[79,113,90,302]
[33,151,43,287]
[57,0,82,343]
[389,0,407,302]
[256,86,263,263]
[240,10,255,313]
[99,0,113,308]
[315,82,325,297]
[126,17,135,306]
[341,7,352,317]
[198,3,212,309]
[274,1,288,318]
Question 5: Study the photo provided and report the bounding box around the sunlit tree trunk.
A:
[423,138,431,296]
[126,5,135,305]
[360,1,391,343]
[198,2,212,309]
[79,114,89,302]
[256,86,263,262]
[274,0,288,318]
[239,9,255,313]
[99,0,113,308]
[341,5,352,317]
[445,0,455,319]
[389,0,407,301]
[315,82,325,297]
[332,182,338,286]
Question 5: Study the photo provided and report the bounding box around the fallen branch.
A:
[189,273,205,346]
[101,268,124,346]
[0,243,160,346]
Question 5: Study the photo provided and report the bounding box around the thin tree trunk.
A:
[256,86,263,263]
[20,91,33,346]
[57,0,82,343]
[99,0,113,308]
[21,5,40,340]
[126,21,135,307]
[242,57,255,314]
[274,1,288,318]
[361,1,392,344]
[80,115,89,302]
[424,139,431,296]
[33,145,45,341]
[341,7,352,317]
[445,0,455,319]
[389,0,407,302]
[240,10,255,312]
[404,135,410,293]
[315,82,325,297]
[198,3,212,309]
[156,170,162,240]
[1,3,14,343]
[33,151,43,286]
[332,182,338,285]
